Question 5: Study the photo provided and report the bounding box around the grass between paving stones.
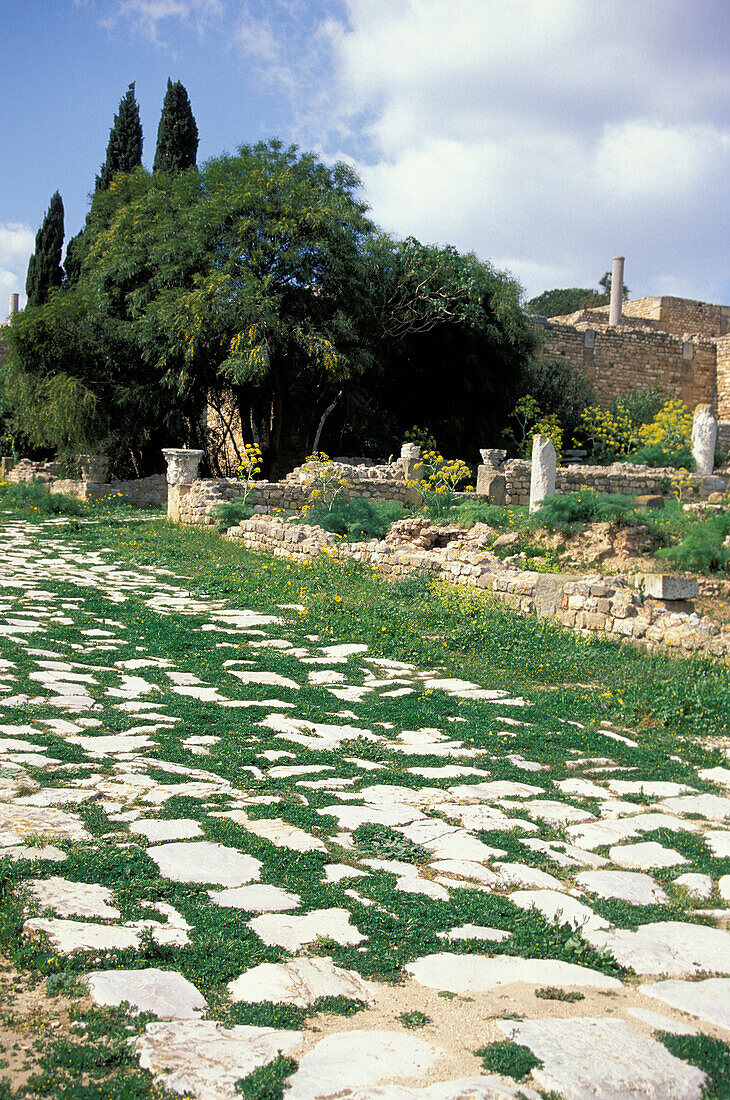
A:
[658,1033,730,1100]
[0,506,729,1093]
[235,1054,298,1100]
[475,1040,542,1081]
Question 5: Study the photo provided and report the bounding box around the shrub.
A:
[625,443,693,469]
[610,385,667,428]
[306,498,405,541]
[637,398,692,457]
[576,405,639,463]
[476,1041,542,1081]
[210,500,254,531]
[658,513,730,574]
[531,490,638,534]
[0,478,84,516]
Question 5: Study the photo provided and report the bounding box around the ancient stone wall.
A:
[715,335,730,422]
[50,475,167,506]
[225,514,730,661]
[500,460,721,506]
[538,320,717,410]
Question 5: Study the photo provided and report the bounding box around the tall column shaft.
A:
[609,256,624,326]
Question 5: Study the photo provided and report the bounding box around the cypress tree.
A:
[96,82,143,191]
[63,230,85,287]
[25,191,64,307]
[153,79,199,174]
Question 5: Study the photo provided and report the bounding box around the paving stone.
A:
[673,873,713,899]
[228,956,376,1007]
[146,842,262,886]
[24,918,142,953]
[85,968,207,1017]
[639,977,730,1030]
[0,803,90,843]
[208,884,301,911]
[248,907,366,950]
[225,814,328,852]
[509,889,609,933]
[585,921,730,976]
[1,844,67,862]
[493,863,565,890]
[719,874,730,901]
[134,1019,301,1099]
[405,954,622,993]
[608,842,689,869]
[285,1031,440,1100]
[521,838,609,868]
[496,1016,706,1099]
[705,830,730,857]
[698,766,730,788]
[26,876,120,919]
[344,1079,541,1099]
[576,870,668,905]
[660,794,730,820]
[130,818,204,842]
[567,813,697,851]
[626,1008,698,1035]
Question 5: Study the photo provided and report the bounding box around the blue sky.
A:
[2,1,729,312]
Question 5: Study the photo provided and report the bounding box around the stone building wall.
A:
[225,514,730,661]
[715,335,730,422]
[538,320,717,410]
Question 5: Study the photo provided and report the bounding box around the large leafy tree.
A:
[96,83,143,192]
[5,140,536,475]
[153,79,199,175]
[25,191,64,307]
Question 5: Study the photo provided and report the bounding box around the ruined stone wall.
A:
[50,475,167,506]
[715,335,730,422]
[539,321,717,410]
[552,297,730,337]
[499,459,721,506]
[225,514,730,661]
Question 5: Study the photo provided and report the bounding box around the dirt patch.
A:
[0,955,93,1094]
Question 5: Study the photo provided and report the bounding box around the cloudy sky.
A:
[2,1,729,312]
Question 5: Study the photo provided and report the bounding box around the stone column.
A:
[8,293,18,319]
[691,404,717,476]
[529,435,556,513]
[609,256,625,326]
[163,448,204,522]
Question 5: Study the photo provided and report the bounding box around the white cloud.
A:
[314,0,730,300]
[94,0,223,43]
[0,224,34,311]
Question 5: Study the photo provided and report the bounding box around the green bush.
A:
[476,1041,542,1081]
[306,498,405,541]
[658,513,730,574]
[451,500,517,530]
[610,385,667,428]
[625,443,693,469]
[531,490,638,534]
[210,500,254,531]
[0,478,84,516]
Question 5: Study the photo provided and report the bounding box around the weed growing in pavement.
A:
[476,1040,542,1081]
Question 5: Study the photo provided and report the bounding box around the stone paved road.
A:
[1,518,730,1099]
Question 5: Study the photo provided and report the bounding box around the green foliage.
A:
[96,82,143,191]
[527,287,605,316]
[210,500,254,532]
[534,986,584,1002]
[398,1010,431,1029]
[625,443,693,469]
[153,79,199,175]
[26,191,64,307]
[531,491,638,534]
[610,385,667,428]
[476,1041,542,1080]
[236,1055,298,1099]
[658,512,730,574]
[306,498,405,541]
[521,357,594,442]
[0,479,85,516]
[658,1033,730,1099]
[353,823,428,863]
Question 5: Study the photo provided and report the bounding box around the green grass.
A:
[476,1041,542,1081]
[658,1033,730,1099]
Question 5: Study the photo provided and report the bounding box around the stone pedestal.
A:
[78,454,109,483]
[479,448,506,468]
[529,435,557,513]
[163,448,204,522]
[400,443,422,482]
[691,405,717,476]
[476,468,506,504]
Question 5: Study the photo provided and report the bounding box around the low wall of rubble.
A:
[180,465,413,525]
[5,460,167,507]
[226,514,730,662]
[501,459,724,506]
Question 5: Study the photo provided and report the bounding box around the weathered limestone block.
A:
[529,435,556,513]
[641,575,699,601]
[692,405,717,476]
[476,467,507,504]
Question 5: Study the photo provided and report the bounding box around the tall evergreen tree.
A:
[25,191,64,307]
[153,79,199,175]
[96,82,143,191]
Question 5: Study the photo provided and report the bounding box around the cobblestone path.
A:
[1,518,729,1098]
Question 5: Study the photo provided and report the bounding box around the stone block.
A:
[640,574,699,600]
[635,494,665,510]
[529,435,556,513]
[476,467,506,504]
[534,574,568,619]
